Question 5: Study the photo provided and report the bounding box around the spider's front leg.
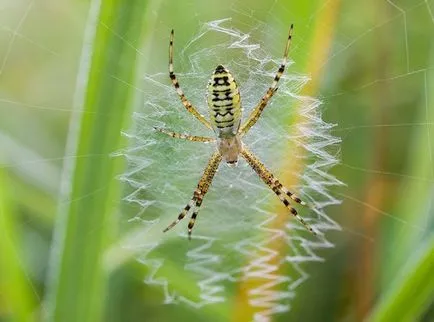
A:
[240,146,317,235]
[153,127,215,143]
[169,29,212,130]
[163,151,222,239]
[239,24,294,136]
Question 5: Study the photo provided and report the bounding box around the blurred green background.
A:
[0,0,433,321]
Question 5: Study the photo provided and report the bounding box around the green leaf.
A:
[0,169,36,322]
[368,234,434,321]
[43,1,148,322]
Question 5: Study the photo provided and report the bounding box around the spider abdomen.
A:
[207,65,241,138]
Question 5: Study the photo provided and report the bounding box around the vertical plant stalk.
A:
[355,1,393,318]
[368,234,434,321]
[233,1,341,320]
[43,1,147,322]
[368,42,434,322]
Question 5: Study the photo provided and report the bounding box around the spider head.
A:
[217,135,242,167]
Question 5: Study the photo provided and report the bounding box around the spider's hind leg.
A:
[271,183,316,235]
[162,151,222,239]
[187,196,204,240]
[275,183,307,206]
[240,146,317,235]
[163,199,195,233]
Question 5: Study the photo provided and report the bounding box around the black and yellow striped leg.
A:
[239,24,294,136]
[240,146,316,235]
[163,199,195,232]
[274,182,307,206]
[187,198,203,240]
[169,29,213,130]
[162,151,222,238]
[153,127,216,143]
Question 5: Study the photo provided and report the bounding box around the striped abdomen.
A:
[207,65,241,138]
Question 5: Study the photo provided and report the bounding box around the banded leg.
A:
[169,29,212,130]
[163,151,222,239]
[239,25,294,136]
[153,127,216,143]
[240,146,316,235]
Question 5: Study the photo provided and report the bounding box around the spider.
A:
[155,25,317,239]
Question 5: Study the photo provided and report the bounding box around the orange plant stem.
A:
[233,1,341,320]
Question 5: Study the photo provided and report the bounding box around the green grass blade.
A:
[43,1,148,322]
[370,45,434,322]
[0,170,36,322]
[368,234,434,321]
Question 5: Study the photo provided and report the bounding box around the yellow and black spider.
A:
[155,25,316,239]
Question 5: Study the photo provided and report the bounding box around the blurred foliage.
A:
[0,0,433,321]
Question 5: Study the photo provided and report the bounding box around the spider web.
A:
[1,0,434,321]
[118,18,342,318]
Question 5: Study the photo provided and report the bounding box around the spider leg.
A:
[187,197,204,240]
[153,127,216,143]
[239,24,293,136]
[162,199,195,232]
[240,146,316,235]
[274,182,306,206]
[162,151,222,239]
[169,29,212,130]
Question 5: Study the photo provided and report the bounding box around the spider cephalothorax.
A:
[216,135,242,166]
[155,26,317,239]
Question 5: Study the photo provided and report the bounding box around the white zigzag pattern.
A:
[118,18,343,321]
